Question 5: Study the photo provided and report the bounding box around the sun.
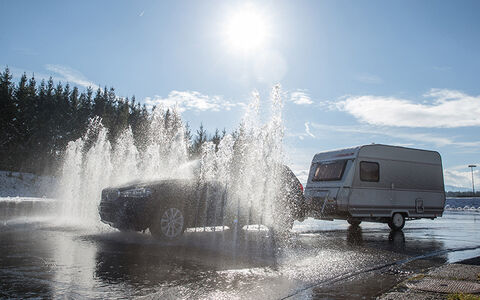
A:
[223,4,270,53]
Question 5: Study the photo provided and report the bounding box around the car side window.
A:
[360,161,379,182]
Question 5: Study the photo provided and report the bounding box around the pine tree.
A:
[44,77,56,158]
[51,82,65,154]
[192,123,207,158]
[36,79,54,171]
[104,87,116,135]
[112,97,129,140]
[0,66,239,175]
[79,87,93,124]
[93,87,105,118]
[0,67,16,170]
[14,74,30,149]
[0,67,15,137]
[211,128,221,152]
[68,86,81,141]
[164,108,171,130]
[184,122,193,155]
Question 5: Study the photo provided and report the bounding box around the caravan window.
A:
[360,161,379,182]
[312,160,347,181]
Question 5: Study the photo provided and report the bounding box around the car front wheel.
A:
[150,206,185,240]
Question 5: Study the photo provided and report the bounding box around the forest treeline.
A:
[0,67,224,175]
[445,191,479,197]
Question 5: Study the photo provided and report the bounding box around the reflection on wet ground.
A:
[1,211,479,299]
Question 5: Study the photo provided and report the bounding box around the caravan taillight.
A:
[300,183,304,193]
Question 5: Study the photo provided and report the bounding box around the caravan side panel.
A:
[348,145,445,218]
[391,159,445,217]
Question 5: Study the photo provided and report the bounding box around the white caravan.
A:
[304,144,445,230]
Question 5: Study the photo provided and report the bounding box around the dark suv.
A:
[99,165,305,240]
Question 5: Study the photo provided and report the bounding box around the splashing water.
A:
[56,86,286,229]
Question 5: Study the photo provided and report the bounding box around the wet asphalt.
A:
[1,210,479,299]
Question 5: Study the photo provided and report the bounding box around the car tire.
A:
[347,218,362,226]
[150,205,186,240]
[388,213,405,231]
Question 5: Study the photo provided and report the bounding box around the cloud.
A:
[6,66,62,82]
[45,64,99,89]
[355,73,383,84]
[5,65,99,90]
[444,165,479,189]
[336,89,480,128]
[290,90,313,105]
[304,122,315,138]
[144,91,239,113]
[308,122,480,148]
[286,122,316,140]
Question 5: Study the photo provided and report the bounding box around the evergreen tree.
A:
[191,123,207,158]
[0,67,16,170]
[0,66,237,174]
[14,74,30,147]
[111,97,129,140]
[211,128,221,151]
[93,87,105,118]
[79,87,93,125]
[164,108,171,130]
[184,122,193,152]
[0,67,15,138]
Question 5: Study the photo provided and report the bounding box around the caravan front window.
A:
[312,160,347,181]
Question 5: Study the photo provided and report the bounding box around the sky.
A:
[1,0,479,189]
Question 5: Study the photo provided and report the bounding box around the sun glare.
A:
[223,4,270,53]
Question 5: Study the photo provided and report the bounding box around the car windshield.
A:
[312,160,347,181]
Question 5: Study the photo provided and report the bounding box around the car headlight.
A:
[119,187,152,198]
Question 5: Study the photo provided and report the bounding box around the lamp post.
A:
[468,164,477,196]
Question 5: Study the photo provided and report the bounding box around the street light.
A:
[468,164,477,196]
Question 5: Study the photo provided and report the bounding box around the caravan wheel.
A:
[347,218,361,226]
[388,213,405,231]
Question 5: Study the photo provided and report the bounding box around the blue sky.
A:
[1,0,479,188]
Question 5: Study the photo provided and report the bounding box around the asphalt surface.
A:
[1,206,479,299]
